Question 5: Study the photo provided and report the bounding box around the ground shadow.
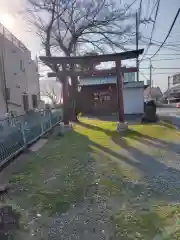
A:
[111,134,180,202]
[4,123,180,239]
[120,128,180,154]
[79,120,115,135]
[70,126,180,203]
[79,119,180,154]
[81,114,142,122]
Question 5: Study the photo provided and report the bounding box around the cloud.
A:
[0,0,41,57]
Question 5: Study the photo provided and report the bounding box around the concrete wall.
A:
[0,27,40,118]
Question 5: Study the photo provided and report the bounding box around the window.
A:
[100,95,111,102]
[20,60,24,71]
[104,96,110,101]
[32,94,38,108]
[93,92,111,102]
[5,88,10,101]
[22,94,29,112]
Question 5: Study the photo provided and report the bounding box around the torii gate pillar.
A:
[116,59,125,122]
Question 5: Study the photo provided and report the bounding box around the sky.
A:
[137,0,180,91]
[0,0,180,93]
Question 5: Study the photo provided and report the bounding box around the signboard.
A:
[172,73,180,85]
[79,72,136,86]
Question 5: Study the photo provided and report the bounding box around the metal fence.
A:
[0,109,63,167]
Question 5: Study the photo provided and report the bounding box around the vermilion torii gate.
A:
[40,49,144,125]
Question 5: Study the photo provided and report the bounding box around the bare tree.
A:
[46,89,59,106]
[26,0,149,121]
[41,86,62,107]
[78,51,100,71]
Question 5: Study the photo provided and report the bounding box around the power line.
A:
[145,53,180,55]
[143,37,180,51]
[146,0,151,17]
[140,0,161,61]
[141,72,179,75]
[143,57,180,61]
[148,0,159,19]
[139,0,143,19]
[142,36,180,47]
[140,37,180,52]
[166,41,180,45]
[139,70,149,81]
[140,40,180,52]
[140,67,180,70]
[129,54,180,57]
[148,8,180,59]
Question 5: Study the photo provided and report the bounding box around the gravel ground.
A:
[47,196,113,240]
[34,139,180,239]
[25,178,116,240]
[23,136,180,240]
[113,136,180,203]
[3,122,180,239]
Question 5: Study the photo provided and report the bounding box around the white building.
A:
[0,23,40,118]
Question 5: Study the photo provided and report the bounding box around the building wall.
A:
[172,73,180,85]
[78,84,144,115]
[25,58,40,109]
[123,87,144,114]
[0,24,40,118]
[0,73,6,118]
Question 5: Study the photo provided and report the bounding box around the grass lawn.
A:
[5,118,180,239]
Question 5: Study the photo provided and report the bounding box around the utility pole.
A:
[168,76,170,90]
[150,59,152,87]
[136,12,139,82]
[168,76,170,104]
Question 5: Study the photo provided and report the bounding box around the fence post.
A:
[40,111,44,135]
[49,110,52,129]
[21,121,27,148]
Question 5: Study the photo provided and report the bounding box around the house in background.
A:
[0,23,40,118]
[78,73,145,116]
[144,86,163,102]
[164,84,180,103]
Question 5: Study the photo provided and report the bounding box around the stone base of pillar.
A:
[116,122,128,132]
[59,122,73,133]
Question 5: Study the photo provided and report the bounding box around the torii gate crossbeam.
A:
[40,49,144,124]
